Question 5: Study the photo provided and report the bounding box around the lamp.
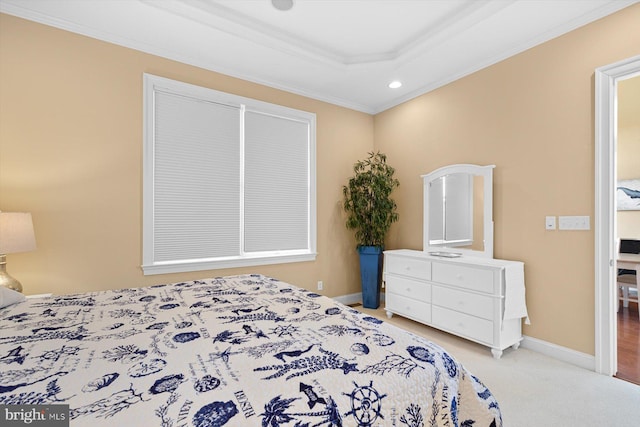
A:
[0,212,36,293]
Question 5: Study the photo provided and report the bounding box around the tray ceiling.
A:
[1,0,636,113]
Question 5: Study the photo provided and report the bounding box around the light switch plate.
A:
[545,216,556,230]
[558,215,590,230]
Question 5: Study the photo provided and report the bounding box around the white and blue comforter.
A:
[0,274,501,426]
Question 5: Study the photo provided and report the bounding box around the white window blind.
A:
[153,91,241,262]
[143,74,316,275]
[244,110,309,253]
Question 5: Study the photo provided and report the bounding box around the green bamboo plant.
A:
[342,151,400,248]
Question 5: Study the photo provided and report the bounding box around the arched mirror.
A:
[422,164,495,258]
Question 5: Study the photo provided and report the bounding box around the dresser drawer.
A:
[386,293,431,324]
[386,276,431,302]
[431,262,496,294]
[432,286,495,321]
[385,255,431,279]
[432,306,494,345]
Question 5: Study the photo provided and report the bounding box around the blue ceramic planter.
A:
[358,246,383,309]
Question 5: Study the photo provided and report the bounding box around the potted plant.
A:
[343,151,400,308]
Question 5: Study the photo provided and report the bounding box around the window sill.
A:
[142,252,317,275]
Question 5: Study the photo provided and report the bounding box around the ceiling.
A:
[1,0,637,114]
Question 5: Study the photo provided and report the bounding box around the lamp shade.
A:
[0,212,36,254]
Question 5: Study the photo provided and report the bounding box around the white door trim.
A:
[594,54,640,375]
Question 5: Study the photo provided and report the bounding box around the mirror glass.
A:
[422,165,494,258]
[428,174,484,250]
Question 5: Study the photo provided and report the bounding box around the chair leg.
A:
[618,285,623,312]
[622,286,630,308]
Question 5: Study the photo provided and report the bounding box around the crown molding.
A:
[2,0,636,115]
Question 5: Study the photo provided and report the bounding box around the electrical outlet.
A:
[317,281,323,291]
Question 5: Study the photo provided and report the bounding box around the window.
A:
[142,74,316,275]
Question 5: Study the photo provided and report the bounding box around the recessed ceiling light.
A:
[272,0,294,11]
[388,81,402,89]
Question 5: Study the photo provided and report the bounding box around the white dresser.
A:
[383,249,526,359]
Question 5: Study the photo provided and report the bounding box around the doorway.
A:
[615,76,640,384]
[594,55,640,376]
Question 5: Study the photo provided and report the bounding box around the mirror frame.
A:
[422,164,495,258]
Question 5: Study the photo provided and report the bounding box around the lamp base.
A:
[0,255,23,293]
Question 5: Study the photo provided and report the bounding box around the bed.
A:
[0,274,502,426]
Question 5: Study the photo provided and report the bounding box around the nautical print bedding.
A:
[0,274,502,426]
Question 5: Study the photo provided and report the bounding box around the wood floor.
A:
[616,302,640,385]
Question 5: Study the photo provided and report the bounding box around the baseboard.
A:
[332,293,362,306]
[521,335,595,371]
[333,292,386,306]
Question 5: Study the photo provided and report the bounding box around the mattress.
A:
[0,274,501,426]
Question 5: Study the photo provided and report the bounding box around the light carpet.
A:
[354,306,640,426]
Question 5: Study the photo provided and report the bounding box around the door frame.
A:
[594,54,640,375]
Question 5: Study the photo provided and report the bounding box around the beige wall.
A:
[0,13,372,298]
[1,4,639,356]
[617,76,640,239]
[375,4,640,354]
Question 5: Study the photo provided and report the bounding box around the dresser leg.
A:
[491,348,503,359]
[386,311,393,319]
[512,342,521,350]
